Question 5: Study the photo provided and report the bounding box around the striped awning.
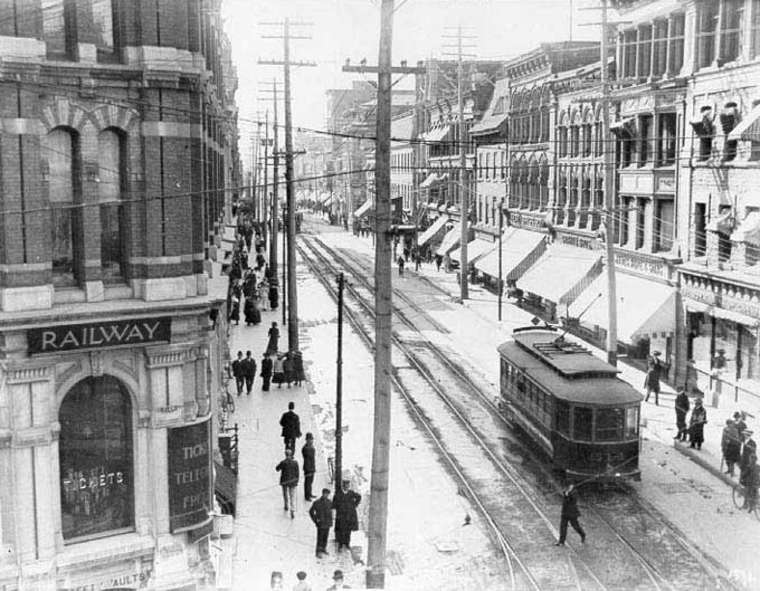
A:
[436,226,461,256]
[450,238,497,265]
[518,243,602,305]
[417,215,449,248]
[475,228,546,281]
[353,200,373,219]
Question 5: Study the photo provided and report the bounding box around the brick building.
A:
[0,1,239,589]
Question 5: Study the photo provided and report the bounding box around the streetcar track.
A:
[299,230,738,590]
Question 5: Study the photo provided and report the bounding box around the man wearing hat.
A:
[688,398,707,450]
[644,351,664,405]
[332,479,361,551]
[308,488,333,558]
[275,449,299,519]
[740,430,757,485]
[325,570,350,590]
[302,433,316,501]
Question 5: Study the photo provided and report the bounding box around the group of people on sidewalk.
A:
[720,412,760,511]
[269,568,350,591]
[273,401,362,586]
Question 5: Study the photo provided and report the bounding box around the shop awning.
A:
[567,272,676,342]
[475,228,547,281]
[685,298,760,327]
[728,103,760,142]
[436,226,461,256]
[214,461,237,516]
[353,200,373,219]
[417,215,449,248]
[421,125,451,143]
[518,243,602,305]
[730,211,760,246]
[450,238,497,265]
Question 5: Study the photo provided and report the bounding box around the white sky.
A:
[222,0,606,171]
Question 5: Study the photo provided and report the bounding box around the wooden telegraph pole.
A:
[342,14,425,587]
[259,18,316,352]
[334,272,345,494]
[600,0,618,366]
[443,26,476,301]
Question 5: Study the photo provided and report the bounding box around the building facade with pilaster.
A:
[0,1,237,588]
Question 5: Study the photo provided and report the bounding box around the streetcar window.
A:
[556,400,570,436]
[624,406,639,438]
[573,407,593,441]
[596,408,624,441]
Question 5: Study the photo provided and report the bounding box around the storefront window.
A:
[59,376,134,541]
[556,400,570,436]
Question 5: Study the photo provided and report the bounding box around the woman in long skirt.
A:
[293,350,305,386]
[283,353,295,388]
[272,354,285,388]
[244,297,256,326]
[265,322,280,356]
[229,295,240,325]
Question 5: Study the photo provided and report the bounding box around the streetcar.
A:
[498,325,642,482]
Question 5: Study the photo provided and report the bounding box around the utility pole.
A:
[334,272,345,494]
[259,80,281,310]
[263,111,270,234]
[443,26,476,301]
[341,23,425,591]
[600,0,618,366]
[498,196,504,322]
[282,200,287,326]
[260,19,316,354]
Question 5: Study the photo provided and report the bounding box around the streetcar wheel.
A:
[733,485,746,510]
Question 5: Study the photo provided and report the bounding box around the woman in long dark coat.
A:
[229,295,240,325]
[244,295,260,326]
[689,398,707,450]
[292,350,305,386]
[266,322,280,356]
[722,419,742,476]
[260,353,273,391]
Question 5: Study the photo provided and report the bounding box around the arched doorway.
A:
[59,376,134,541]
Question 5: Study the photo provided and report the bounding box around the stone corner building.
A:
[0,1,238,589]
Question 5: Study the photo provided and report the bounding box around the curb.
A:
[672,440,738,489]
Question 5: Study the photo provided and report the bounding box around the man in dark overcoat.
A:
[279,401,302,452]
[260,353,273,392]
[555,484,586,546]
[231,350,244,396]
[332,479,361,551]
[275,449,299,519]
[674,389,690,441]
[740,431,757,486]
[241,351,256,395]
[302,433,316,501]
[309,488,333,558]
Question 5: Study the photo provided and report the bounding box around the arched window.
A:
[592,167,604,230]
[583,110,593,157]
[518,158,529,209]
[528,157,539,210]
[570,111,581,158]
[530,88,541,143]
[558,124,568,158]
[556,169,567,225]
[540,87,551,142]
[509,157,520,209]
[539,157,549,211]
[59,376,134,541]
[44,127,81,287]
[99,129,127,282]
[580,170,591,227]
[567,170,578,226]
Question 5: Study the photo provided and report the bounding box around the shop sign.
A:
[62,566,153,591]
[28,317,170,354]
[168,420,211,532]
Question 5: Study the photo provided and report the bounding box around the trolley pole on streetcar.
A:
[334,272,345,494]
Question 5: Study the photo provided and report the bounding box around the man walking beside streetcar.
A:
[555,484,585,546]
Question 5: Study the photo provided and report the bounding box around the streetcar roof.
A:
[498,338,643,405]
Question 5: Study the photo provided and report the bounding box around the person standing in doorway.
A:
[674,389,690,441]
[280,401,302,452]
[332,479,361,551]
[231,351,244,396]
[260,353,273,392]
[555,484,585,546]
[275,449,299,519]
[242,351,256,395]
[302,433,316,501]
[309,488,333,558]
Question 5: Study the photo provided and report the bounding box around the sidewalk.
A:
[227,223,509,591]
[332,226,760,493]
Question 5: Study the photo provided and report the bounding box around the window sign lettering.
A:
[168,420,212,532]
[28,317,171,354]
